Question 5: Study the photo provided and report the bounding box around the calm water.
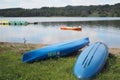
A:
[0,17,120,48]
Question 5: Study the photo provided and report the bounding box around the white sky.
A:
[0,0,120,9]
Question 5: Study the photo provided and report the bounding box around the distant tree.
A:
[0,3,120,17]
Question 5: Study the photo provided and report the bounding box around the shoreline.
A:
[0,42,120,56]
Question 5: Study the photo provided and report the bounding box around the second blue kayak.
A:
[74,42,108,79]
[22,37,89,63]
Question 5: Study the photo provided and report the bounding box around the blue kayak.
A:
[22,37,89,63]
[74,42,108,79]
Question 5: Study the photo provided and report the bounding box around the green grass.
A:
[0,44,120,80]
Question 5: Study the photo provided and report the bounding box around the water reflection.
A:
[0,20,120,48]
[40,20,120,28]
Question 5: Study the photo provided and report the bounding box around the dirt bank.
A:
[0,42,120,56]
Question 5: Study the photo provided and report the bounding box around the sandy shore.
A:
[109,48,120,56]
[0,42,120,56]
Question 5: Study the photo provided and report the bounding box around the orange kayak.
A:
[60,26,82,31]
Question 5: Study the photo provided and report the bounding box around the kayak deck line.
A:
[82,42,101,68]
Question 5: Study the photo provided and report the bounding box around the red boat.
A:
[60,26,82,31]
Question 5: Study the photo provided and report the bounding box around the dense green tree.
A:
[0,3,120,17]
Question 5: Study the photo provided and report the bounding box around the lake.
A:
[0,17,120,48]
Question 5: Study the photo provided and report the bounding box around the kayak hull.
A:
[74,42,108,79]
[22,37,89,63]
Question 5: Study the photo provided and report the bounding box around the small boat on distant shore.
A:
[60,26,82,31]
[0,20,28,25]
[0,20,9,25]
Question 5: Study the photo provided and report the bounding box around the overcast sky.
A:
[0,0,120,9]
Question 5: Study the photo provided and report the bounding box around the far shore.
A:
[0,42,120,56]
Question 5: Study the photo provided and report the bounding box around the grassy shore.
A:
[0,42,120,80]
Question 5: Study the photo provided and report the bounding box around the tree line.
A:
[0,3,120,17]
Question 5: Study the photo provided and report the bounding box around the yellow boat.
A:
[0,20,9,25]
